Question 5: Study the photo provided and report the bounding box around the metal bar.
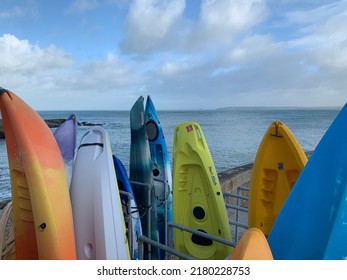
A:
[164,180,168,259]
[130,181,151,188]
[237,186,249,192]
[119,190,133,256]
[129,180,153,259]
[169,222,237,248]
[235,187,240,243]
[152,177,170,259]
[138,235,195,260]
[225,204,248,212]
[223,192,248,201]
[228,219,248,229]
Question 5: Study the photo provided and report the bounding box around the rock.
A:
[79,121,103,127]
[0,198,11,210]
[0,121,4,139]
[0,118,103,139]
[44,119,67,128]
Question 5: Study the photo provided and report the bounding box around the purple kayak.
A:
[53,114,78,187]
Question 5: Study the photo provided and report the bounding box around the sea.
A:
[0,107,341,202]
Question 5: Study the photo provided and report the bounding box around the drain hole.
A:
[153,168,160,177]
[193,206,205,220]
[191,229,213,246]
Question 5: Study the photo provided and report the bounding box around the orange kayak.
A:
[0,88,76,259]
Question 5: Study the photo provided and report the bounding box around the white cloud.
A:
[199,0,268,37]
[120,0,185,54]
[66,0,100,14]
[2,1,346,110]
[0,0,39,19]
[63,53,142,91]
[0,6,23,19]
[284,1,347,70]
[0,34,73,73]
[0,34,145,109]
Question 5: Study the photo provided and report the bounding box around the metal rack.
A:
[121,181,250,260]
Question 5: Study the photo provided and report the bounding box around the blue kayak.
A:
[145,95,173,259]
[113,155,143,260]
[268,103,347,259]
[129,96,160,260]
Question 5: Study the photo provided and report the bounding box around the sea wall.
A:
[218,163,252,193]
[218,150,313,195]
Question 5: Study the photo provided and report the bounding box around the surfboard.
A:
[70,127,130,260]
[129,96,160,260]
[53,114,78,187]
[0,201,15,260]
[113,155,142,260]
[248,121,307,237]
[145,95,173,259]
[228,228,273,260]
[173,122,232,259]
[268,104,347,260]
[0,88,76,259]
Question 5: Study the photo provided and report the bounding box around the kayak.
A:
[173,122,232,259]
[70,127,130,260]
[0,88,76,259]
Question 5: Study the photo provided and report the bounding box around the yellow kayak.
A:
[248,121,307,237]
[229,228,273,260]
[173,122,232,259]
[0,88,76,259]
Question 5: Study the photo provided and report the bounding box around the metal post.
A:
[138,235,195,260]
[119,190,133,256]
[130,180,152,260]
[168,222,237,248]
[153,177,170,259]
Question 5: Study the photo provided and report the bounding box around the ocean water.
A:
[0,107,340,202]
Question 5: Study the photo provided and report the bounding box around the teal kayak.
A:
[129,96,159,260]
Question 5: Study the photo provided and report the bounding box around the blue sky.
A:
[0,0,346,110]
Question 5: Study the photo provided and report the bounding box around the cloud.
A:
[66,0,100,14]
[0,34,73,73]
[0,6,23,19]
[0,0,39,20]
[0,34,144,109]
[120,0,186,54]
[285,1,347,70]
[61,53,143,91]
[120,0,268,55]
[1,1,346,110]
[0,34,75,107]
[199,0,268,38]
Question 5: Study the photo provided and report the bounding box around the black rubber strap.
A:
[78,143,104,150]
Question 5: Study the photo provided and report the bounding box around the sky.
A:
[0,0,346,110]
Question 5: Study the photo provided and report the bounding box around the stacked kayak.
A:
[53,114,78,188]
[145,95,173,259]
[0,88,76,260]
[228,228,273,260]
[129,96,160,259]
[3,87,347,260]
[70,127,130,260]
[268,103,347,260]
[0,201,15,260]
[248,121,307,237]
[172,122,232,259]
[113,155,142,260]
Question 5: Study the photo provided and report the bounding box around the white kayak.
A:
[70,127,130,260]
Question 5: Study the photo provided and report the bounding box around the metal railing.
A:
[121,181,250,259]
